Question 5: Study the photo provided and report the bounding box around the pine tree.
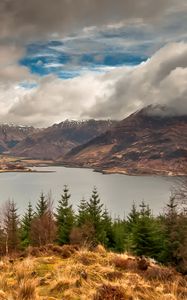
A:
[127,202,139,231]
[20,202,34,248]
[0,225,6,255]
[128,201,164,260]
[163,196,187,268]
[87,187,105,244]
[77,197,89,226]
[139,200,152,217]
[112,218,126,252]
[132,214,164,260]
[36,193,48,217]
[4,200,20,254]
[102,208,115,248]
[30,193,57,246]
[56,185,75,245]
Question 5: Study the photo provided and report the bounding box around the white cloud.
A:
[1,43,186,126]
[2,73,115,126]
[89,42,187,118]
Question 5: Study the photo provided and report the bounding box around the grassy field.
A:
[0,245,186,300]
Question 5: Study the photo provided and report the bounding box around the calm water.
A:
[0,166,177,217]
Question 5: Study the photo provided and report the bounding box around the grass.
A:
[0,245,186,299]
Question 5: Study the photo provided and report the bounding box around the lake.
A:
[0,166,177,217]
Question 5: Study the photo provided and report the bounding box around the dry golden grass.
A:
[0,246,186,300]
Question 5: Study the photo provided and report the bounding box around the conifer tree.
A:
[127,202,139,231]
[0,225,6,255]
[56,185,75,244]
[31,193,56,246]
[129,201,164,260]
[4,200,20,254]
[102,208,115,248]
[36,193,48,217]
[139,200,152,217]
[163,196,187,269]
[112,218,126,252]
[77,197,89,226]
[20,202,34,248]
[87,187,105,244]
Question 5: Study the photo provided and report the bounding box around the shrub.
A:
[16,279,37,300]
[112,256,137,271]
[93,284,127,300]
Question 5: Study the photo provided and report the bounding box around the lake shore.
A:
[0,155,186,176]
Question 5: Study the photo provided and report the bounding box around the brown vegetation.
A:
[0,246,186,300]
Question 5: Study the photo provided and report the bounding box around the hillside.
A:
[11,120,116,159]
[0,124,38,153]
[63,108,187,176]
[0,245,186,300]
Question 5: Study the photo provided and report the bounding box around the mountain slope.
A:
[63,108,187,175]
[0,124,37,153]
[11,120,116,159]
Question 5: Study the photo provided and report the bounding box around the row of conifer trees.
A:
[0,185,186,273]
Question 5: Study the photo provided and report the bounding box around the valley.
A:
[0,107,187,176]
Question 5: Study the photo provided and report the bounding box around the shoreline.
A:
[0,156,186,176]
[53,162,187,177]
[0,169,55,174]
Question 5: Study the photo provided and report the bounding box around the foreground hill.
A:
[11,120,116,159]
[63,108,187,176]
[0,124,37,153]
[0,245,186,300]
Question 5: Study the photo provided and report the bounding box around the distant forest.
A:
[0,179,186,273]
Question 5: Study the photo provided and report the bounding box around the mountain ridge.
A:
[62,108,187,176]
[10,119,117,159]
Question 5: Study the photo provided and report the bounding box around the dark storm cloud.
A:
[0,0,183,41]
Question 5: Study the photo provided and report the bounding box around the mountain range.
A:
[8,120,116,159]
[0,124,38,153]
[63,108,187,175]
[1,107,187,176]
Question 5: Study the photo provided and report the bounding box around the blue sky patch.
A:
[19,28,149,79]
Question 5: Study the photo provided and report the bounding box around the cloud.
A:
[88,42,187,118]
[0,0,186,42]
[1,42,186,126]
[0,1,187,126]
[2,73,112,126]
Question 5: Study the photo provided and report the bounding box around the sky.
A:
[0,0,187,127]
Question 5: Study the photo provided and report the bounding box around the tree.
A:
[102,208,115,248]
[112,218,126,252]
[172,178,187,210]
[31,193,57,246]
[87,187,105,245]
[36,193,48,217]
[20,202,34,248]
[127,202,139,231]
[139,201,152,217]
[3,200,20,254]
[131,202,165,260]
[0,224,6,255]
[77,197,89,226]
[163,196,187,271]
[56,186,75,245]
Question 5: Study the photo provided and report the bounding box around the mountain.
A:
[11,119,116,159]
[0,124,38,153]
[63,108,187,176]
